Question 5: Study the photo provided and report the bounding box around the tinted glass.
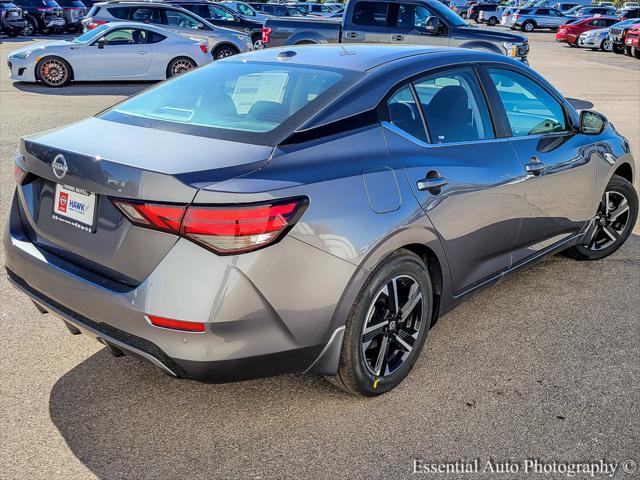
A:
[130,7,161,23]
[147,31,166,43]
[387,86,427,142]
[537,8,550,14]
[397,4,434,29]
[238,3,254,15]
[105,62,348,136]
[489,69,567,137]
[414,69,494,144]
[165,9,200,28]
[101,28,147,45]
[352,1,389,26]
[107,6,129,19]
[44,0,59,6]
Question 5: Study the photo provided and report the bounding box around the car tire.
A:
[166,56,196,78]
[633,47,640,59]
[212,44,238,60]
[7,28,20,37]
[624,46,633,56]
[522,21,535,32]
[325,249,433,396]
[35,56,72,87]
[461,12,467,19]
[251,33,263,50]
[603,38,612,51]
[612,44,625,54]
[488,17,498,26]
[565,175,638,261]
[21,16,36,36]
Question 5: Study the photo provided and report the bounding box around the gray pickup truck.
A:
[263,0,529,63]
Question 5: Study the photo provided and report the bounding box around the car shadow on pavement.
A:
[13,81,154,96]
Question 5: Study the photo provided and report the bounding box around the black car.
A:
[12,0,65,34]
[0,1,26,36]
[56,0,87,31]
[467,2,498,23]
[168,0,263,49]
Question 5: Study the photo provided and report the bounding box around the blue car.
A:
[5,46,637,396]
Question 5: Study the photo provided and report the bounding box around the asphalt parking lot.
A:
[0,30,639,480]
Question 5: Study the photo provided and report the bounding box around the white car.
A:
[577,27,610,49]
[7,22,212,87]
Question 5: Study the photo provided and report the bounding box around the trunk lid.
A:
[17,118,272,286]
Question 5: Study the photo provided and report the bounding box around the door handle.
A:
[346,31,358,39]
[392,34,404,41]
[136,51,148,55]
[417,173,449,193]
[525,156,545,175]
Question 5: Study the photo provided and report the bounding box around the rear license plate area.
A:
[52,183,97,232]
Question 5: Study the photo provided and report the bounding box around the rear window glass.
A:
[107,6,130,19]
[518,9,532,14]
[101,62,358,145]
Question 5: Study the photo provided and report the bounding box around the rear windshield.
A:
[100,61,360,145]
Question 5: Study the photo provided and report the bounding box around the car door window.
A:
[352,1,389,26]
[130,7,161,24]
[237,4,254,16]
[146,30,166,44]
[165,10,201,28]
[208,4,235,21]
[100,28,147,45]
[537,8,550,15]
[488,68,568,137]
[413,69,494,144]
[396,3,433,30]
[387,86,428,142]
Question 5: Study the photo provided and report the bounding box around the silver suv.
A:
[508,7,569,31]
[83,1,253,59]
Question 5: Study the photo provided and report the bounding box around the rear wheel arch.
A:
[212,43,239,59]
[165,56,197,78]
[458,41,502,55]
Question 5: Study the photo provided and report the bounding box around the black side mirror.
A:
[97,37,105,49]
[424,16,442,34]
[579,110,607,135]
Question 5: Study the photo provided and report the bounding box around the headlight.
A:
[11,51,32,60]
[503,42,523,57]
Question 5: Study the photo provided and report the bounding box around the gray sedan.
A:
[5,46,637,396]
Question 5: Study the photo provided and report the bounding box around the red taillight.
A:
[147,315,205,332]
[111,200,186,233]
[13,163,28,185]
[181,199,308,254]
[199,44,207,54]
[88,19,106,29]
[262,26,272,44]
[111,197,308,255]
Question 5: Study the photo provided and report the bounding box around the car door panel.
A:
[483,66,598,264]
[342,0,390,43]
[388,2,449,47]
[84,29,153,78]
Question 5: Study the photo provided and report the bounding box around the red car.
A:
[625,25,640,58]
[556,17,619,46]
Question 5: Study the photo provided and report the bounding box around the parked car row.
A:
[574,16,640,57]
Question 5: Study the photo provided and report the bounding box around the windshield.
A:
[73,23,108,43]
[430,0,468,26]
[100,61,359,145]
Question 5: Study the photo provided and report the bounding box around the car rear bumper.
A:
[4,191,356,382]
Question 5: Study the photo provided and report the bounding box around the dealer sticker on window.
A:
[52,183,96,232]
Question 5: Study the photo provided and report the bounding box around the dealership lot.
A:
[1,30,639,480]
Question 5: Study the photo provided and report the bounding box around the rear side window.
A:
[414,69,494,144]
[352,1,389,26]
[107,7,130,19]
[147,31,166,43]
[537,8,550,15]
[130,7,161,23]
[488,68,567,137]
[518,9,532,14]
[387,86,427,142]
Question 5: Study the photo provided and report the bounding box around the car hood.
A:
[9,40,73,56]
[456,26,527,44]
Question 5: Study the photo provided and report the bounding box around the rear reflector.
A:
[199,44,207,54]
[262,26,272,44]
[111,197,308,255]
[13,163,28,185]
[147,315,205,332]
